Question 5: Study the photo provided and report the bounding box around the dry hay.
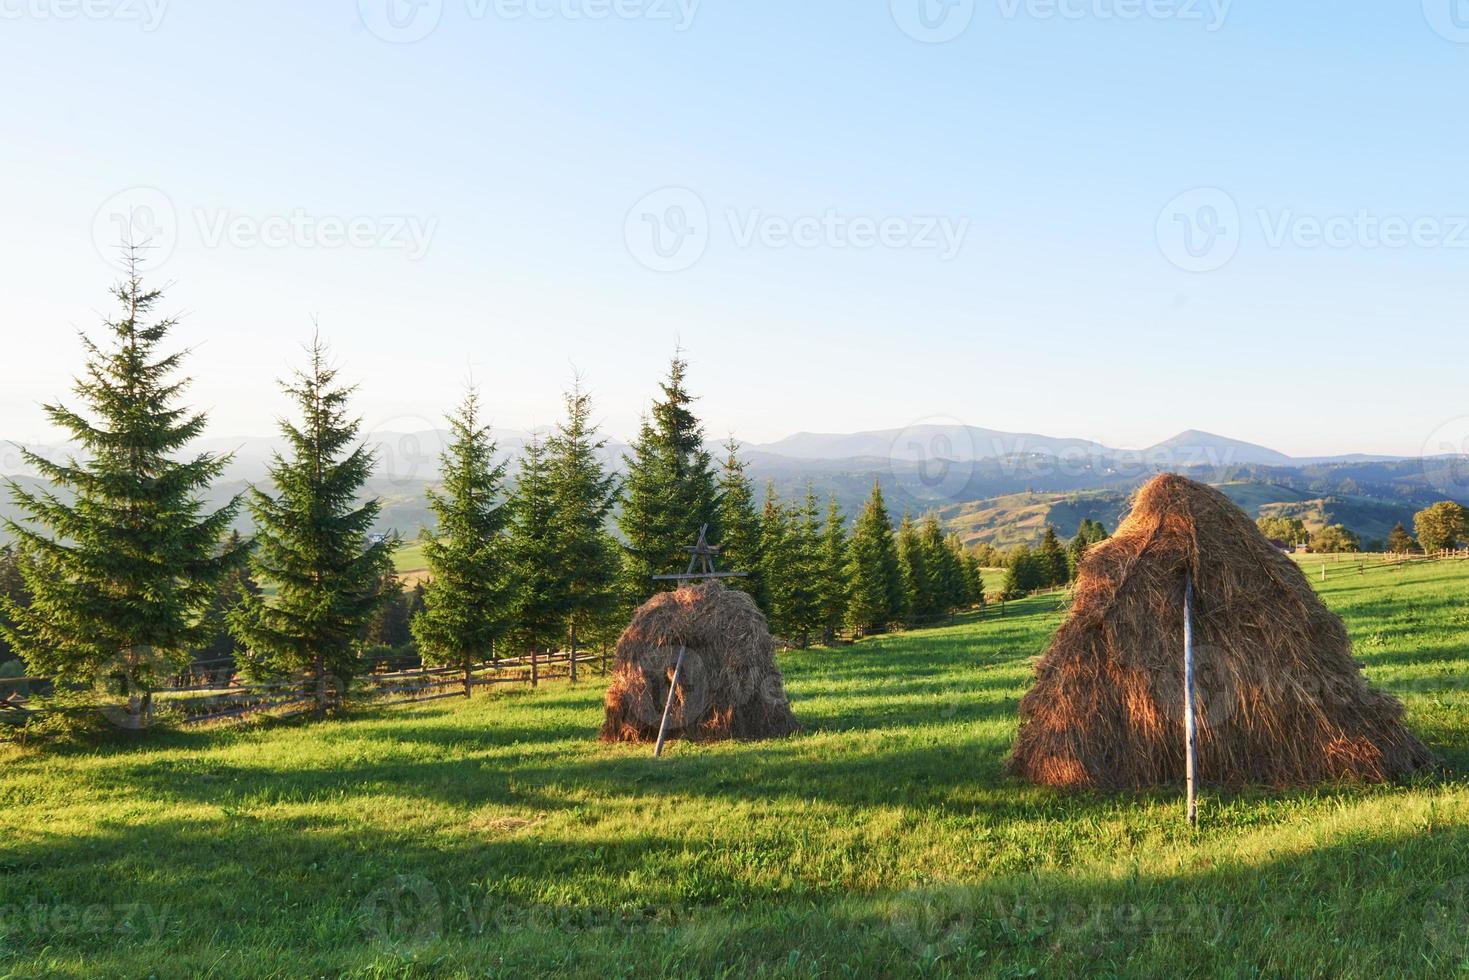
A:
[600,581,800,744]
[1008,473,1434,789]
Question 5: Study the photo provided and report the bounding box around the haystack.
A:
[600,581,800,744]
[1008,473,1433,789]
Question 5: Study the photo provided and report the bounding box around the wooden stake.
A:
[653,644,687,759]
[1183,572,1198,828]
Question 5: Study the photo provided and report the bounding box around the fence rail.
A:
[0,648,611,733]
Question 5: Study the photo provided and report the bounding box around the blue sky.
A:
[3,1,1468,456]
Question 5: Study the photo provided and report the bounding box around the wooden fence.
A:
[0,647,611,733]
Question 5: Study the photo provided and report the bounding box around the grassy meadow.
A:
[1,560,1467,977]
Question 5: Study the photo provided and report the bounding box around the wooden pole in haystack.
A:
[1183,571,1198,828]
[651,524,748,758]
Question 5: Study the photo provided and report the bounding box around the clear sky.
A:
[3,1,1468,457]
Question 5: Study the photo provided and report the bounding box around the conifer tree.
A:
[958,545,985,607]
[0,545,30,667]
[817,496,850,643]
[546,379,620,680]
[783,487,825,648]
[507,434,569,659]
[896,514,927,620]
[1037,525,1068,587]
[758,481,794,635]
[845,480,903,633]
[617,353,718,608]
[1003,545,1044,599]
[362,573,420,650]
[411,387,512,678]
[1386,521,1416,555]
[919,514,964,614]
[715,438,763,605]
[197,530,262,668]
[2,257,244,724]
[229,337,392,710]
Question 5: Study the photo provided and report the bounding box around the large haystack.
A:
[600,581,800,744]
[1009,473,1433,789]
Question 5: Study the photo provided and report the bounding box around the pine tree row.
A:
[1,262,988,726]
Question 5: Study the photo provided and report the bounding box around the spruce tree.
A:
[617,353,718,609]
[896,514,927,620]
[229,337,392,710]
[2,258,244,725]
[507,434,569,659]
[1037,526,1068,587]
[845,480,903,633]
[1386,522,1415,555]
[783,487,825,648]
[362,574,418,650]
[919,514,964,614]
[959,546,985,607]
[196,530,261,669]
[546,379,620,680]
[0,545,30,667]
[411,387,512,678]
[715,438,764,605]
[758,481,794,636]
[817,496,850,643]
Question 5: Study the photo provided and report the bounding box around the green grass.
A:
[2,563,1467,978]
[392,541,429,573]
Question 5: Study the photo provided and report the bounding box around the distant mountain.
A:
[747,425,1111,462]
[1140,430,1295,468]
[3,424,1459,547]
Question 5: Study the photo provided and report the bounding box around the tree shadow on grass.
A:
[5,806,1468,978]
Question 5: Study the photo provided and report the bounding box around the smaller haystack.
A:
[601,581,800,744]
[1008,473,1434,789]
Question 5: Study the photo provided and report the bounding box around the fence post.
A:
[531,649,539,688]
[570,625,578,684]
[463,659,472,699]
[1183,572,1198,828]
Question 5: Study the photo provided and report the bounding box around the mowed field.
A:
[1,562,1467,977]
